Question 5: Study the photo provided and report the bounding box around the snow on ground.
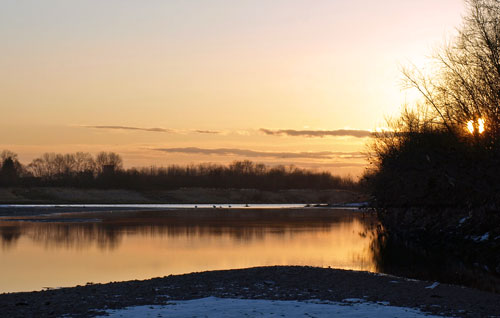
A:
[425,282,440,289]
[99,297,447,318]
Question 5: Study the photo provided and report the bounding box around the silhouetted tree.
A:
[402,0,500,140]
[73,152,96,173]
[95,152,123,174]
[0,151,23,186]
[366,0,500,207]
[2,148,356,190]
[0,157,19,186]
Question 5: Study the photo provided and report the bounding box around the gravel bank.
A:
[1,266,498,318]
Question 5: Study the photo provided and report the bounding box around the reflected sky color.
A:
[0,209,377,293]
[0,0,465,176]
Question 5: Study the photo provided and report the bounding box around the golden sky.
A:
[0,0,465,176]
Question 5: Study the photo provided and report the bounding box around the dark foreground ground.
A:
[1,266,499,318]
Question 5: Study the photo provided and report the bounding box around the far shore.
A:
[0,187,367,205]
[0,206,370,219]
[1,266,499,318]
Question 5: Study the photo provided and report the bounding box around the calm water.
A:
[0,208,377,293]
[0,203,312,209]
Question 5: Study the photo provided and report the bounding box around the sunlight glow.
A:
[467,118,485,134]
[374,127,393,133]
[478,118,485,134]
[467,120,474,134]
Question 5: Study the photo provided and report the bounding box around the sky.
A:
[0,0,465,176]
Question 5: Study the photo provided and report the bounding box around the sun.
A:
[478,118,485,134]
[467,118,485,134]
[467,120,474,134]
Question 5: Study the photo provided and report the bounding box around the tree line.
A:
[0,150,357,191]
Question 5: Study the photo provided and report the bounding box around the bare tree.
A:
[0,150,18,163]
[0,150,23,176]
[73,152,96,174]
[27,152,98,178]
[95,152,123,174]
[403,0,500,138]
[27,158,46,178]
[364,1,500,207]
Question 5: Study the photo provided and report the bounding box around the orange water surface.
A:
[0,209,378,293]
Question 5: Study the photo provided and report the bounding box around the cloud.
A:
[295,161,368,168]
[259,128,373,138]
[154,147,366,160]
[86,125,174,133]
[83,126,372,138]
[85,126,222,135]
[193,130,221,134]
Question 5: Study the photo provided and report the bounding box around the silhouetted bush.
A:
[365,125,500,207]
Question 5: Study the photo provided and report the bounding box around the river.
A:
[0,207,377,293]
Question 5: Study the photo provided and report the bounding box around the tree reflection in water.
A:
[0,209,379,293]
[0,209,378,251]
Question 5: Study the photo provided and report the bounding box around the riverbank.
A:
[1,266,499,318]
[0,187,366,204]
[0,206,371,222]
[376,206,500,293]
[0,206,368,219]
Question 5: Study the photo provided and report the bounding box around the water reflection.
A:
[0,209,378,293]
[371,230,500,293]
[0,224,21,248]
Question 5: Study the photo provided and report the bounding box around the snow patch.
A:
[458,217,469,225]
[341,202,370,208]
[471,232,490,242]
[342,298,365,303]
[480,232,490,241]
[98,297,448,318]
[425,282,440,289]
